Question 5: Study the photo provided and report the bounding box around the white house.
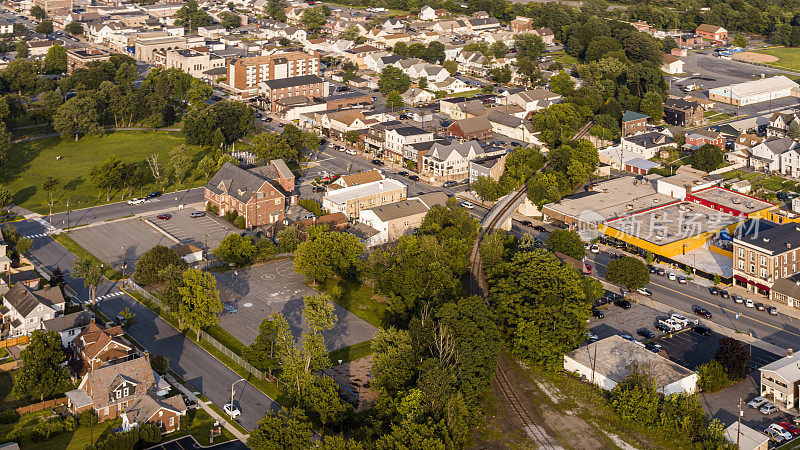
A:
[506,89,562,116]
[661,54,685,74]
[564,335,698,395]
[171,244,204,264]
[402,87,435,105]
[43,311,95,347]
[749,137,793,173]
[422,140,502,179]
[385,126,434,162]
[621,131,675,159]
[487,111,543,146]
[419,5,437,21]
[1,284,65,338]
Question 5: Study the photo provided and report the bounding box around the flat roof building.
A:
[709,75,800,106]
[322,179,407,220]
[686,186,774,219]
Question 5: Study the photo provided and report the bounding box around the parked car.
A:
[769,423,793,441]
[637,329,655,339]
[224,403,241,419]
[146,191,162,199]
[765,427,786,443]
[678,276,687,284]
[397,171,408,176]
[127,198,145,205]
[693,307,712,319]
[371,159,384,165]
[461,201,474,209]
[667,273,677,281]
[658,318,682,332]
[745,299,755,308]
[747,396,768,409]
[657,268,666,276]
[408,175,420,181]
[761,403,779,415]
[190,211,206,218]
[592,309,604,318]
[708,286,719,295]
[692,325,712,336]
[614,299,632,309]
[756,302,766,311]
[768,306,779,315]
[648,266,657,274]
[779,422,800,437]
[345,149,357,155]
[519,220,533,227]
[636,288,652,296]
[534,225,548,233]
[619,334,637,344]
[645,342,663,353]
[442,180,457,188]
[586,332,599,343]
[732,294,744,303]
[719,290,730,299]
[265,117,273,122]
[156,214,171,220]
[671,314,691,327]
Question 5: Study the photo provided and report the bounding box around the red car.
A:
[779,422,800,436]
[156,214,172,220]
[693,306,712,319]
[585,264,592,274]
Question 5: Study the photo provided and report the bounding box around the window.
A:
[169,417,174,427]
[116,390,122,399]
[750,264,755,274]
[761,256,767,266]
[123,387,129,397]
[738,260,745,270]
[761,268,768,278]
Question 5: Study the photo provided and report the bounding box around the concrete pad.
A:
[69,218,171,269]
[212,260,378,350]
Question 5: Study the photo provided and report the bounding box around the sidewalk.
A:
[165,373,249,443]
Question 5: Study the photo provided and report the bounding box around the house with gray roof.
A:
[204,160,295,228]
[1,284,65,338]
[422,140,502,180]
[356,192,449,245]
[759,348,800,411]
[486,111,542,146]
[44,311,95,347]
[749,137,796,172]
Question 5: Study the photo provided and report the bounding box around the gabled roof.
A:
[339,169,384,187]
[206,163,269,203]
[3,284,64,317]
[427,140,484,161]
[451,116,492,134]
[696,24,726,34]
[122,394,187,426]
[761,137,795,155]
[82,355,155,409]
[44,311,94,333]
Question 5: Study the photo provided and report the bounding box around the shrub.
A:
[225,210,239,223]
[698,360,732,393]
[234,216,246,229]
[134,245,186,286]
[0,409,19,424]
[95,422,160,450]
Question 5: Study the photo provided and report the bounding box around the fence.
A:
[127,282,166,311]
[321,370,358,406]
[199,330,266,381]
[0,336,29,348]
[15,397,67,415]
[0,360,20,371]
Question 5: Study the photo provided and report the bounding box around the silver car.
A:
[765,427,785,443]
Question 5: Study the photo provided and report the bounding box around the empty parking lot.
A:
[212,260,378,350]
[69,218,171,269]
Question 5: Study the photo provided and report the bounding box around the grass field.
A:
[316,278,386,329]
[755,47,800,71]
[2,131,211,215]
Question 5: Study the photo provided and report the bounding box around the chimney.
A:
[788,242,792,249]
[378,181,384,189]
[789,348,794,357]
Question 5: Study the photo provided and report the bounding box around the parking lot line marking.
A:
[587,257,800,342]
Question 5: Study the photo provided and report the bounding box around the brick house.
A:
[621,110,649,137]
[663,98,704,127]
[204,160,296,228]
[695,24,728,41]
[685,129,725,151]
[69,320,136,378]
[258,75,328,113]
[509,16,533,33]
[447,116,493,141]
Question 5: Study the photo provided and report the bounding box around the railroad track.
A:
[496,360,560,450]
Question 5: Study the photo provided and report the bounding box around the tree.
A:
[264,0,287,21]
[788,120,800,140]
[418,76,427,89]
[178,269,223,340]
[549,70,575,96]
[0,186,11,212]
[12,330,69,401]
[514,33,546,62]
[276,226,300,252]
[470,176,504,201]
[442,60,458,76]
[343,130,359,145]
[89,157,122,201]
[146,153,167,188]
[43,44,66,74]
[219,11,241,29]
[135,245,185,286]
[300,375,349,427]
[118,307,137,331]
[64,21,83,36]
[609,365,660,425]
[339,25,360,41]
[150,354,169,375]
[691,143,724,172]
[545,229,585,259]
[378,66,411,94]
[481,84,494,94]
[43,176,59,213]
[488,66,512,84]
[73,257,103,305]
[294,227,363,285]
[197,155,216,179]
[35,20,53,35]
[714,337,750,381]
[531,103,587,148]
[49,266,64,286]
[301,6,326,32]
[732,33,748,48]
[244,318,280,376]
[385,90,403,111]
[30,5,45,20]
[14,237,31,255]
[0,124,9,170]
[698,360,731,392]
[175,0,213,31]
[606,256,650,290]
[54,96,102,141]
[15,40,28,58]
[170,145,192,185]
[213,234,257,266]
[489,41,508,59]
[247,407,313,450]
[639,91,664,123]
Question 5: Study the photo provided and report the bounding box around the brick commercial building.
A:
[663,97,704,127]
[621,110,649,137]
[34,0,72,16]
[226,51,319,98]
[447,116,493,141]
[164,49,225,79]
[66,48,111,75]
[259,75,328,113]
[204,160,296,228]
[685,128,725,151]
[695,24,728,41]
[733,222,800,296]
[322,179,407,220]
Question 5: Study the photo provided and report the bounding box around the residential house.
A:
[506,89,562,117]
[621,110,649,137]
[533,28,555,45]
[732,221,800,296]
[0,20,12,35]
[420,65,449,83]
[467,17,501,33]
[469,153,507,182]
[70,320,135,377]
[0,236,10,273]
[382,18,404,33]
[356,192,449,246]
[685,129,724,151]
[121,394,188,433]
[486,111,541,146]
[322,179,407,220]
[440,98,485,120]
[402,87,435,105]
[780,145,800,178]
[419,5,437,21]
[331,170,384,189]
[622,131,676,159]
[695,24,728,41]
[759,349,800,411]
[429,76,470,94]
[768,110,800,138]
[328,110,377,141]
[403,138,449,167]
[1,284,65,338]
[364,120,402,155]
[509,16,533,33]
[749,137,794,173]
[661,54,685,74]
[448,116,493,141]
[772,273,800,309]
[663,98,704,127]
[43,311,94,348]
[204,160,295,228]
[385,126,434,163]
[456,51,486,76]
[422,140,502,180]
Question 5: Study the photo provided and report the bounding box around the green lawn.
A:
[329,339,374,365]
[168,407,236,446]
[755,47,800,71]
[446,89,483,99]
[552,52,579,67]
[18,416,121,450]
[2,131,211,215]
[316,278,386,329]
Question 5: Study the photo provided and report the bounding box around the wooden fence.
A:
[15,397,67,415]
[0,336,29,348]
[0,360,20,371]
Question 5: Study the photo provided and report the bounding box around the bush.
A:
[234,216,246,229]
[0,409,19,424]
[95,422,160,450]
[698,360,732,393]
[134,245,186,286]
[205,202,219,215]
[180,408,196,430]
[276,226,300,253]
[224,210,239,223]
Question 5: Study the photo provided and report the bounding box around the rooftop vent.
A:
[763,237,770,243]
[732,197,741,204]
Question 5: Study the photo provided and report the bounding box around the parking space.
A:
[69,218,171,269]
[144,207,235,250]
[211,261,378,350]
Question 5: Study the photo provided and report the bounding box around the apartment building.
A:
[134,35,186,63]
[34,0,72,16]
[66,48,111,75]
[759,349,800,412]
[164,49,225,79]
[226,51,319,98]
[732,222,800,296]
[259,75,328,112]
[384,126,434,164]
[322,179,407,220]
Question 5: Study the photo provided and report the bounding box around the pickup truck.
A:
[657,318,682,332]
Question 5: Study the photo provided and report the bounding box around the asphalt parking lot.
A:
[212,260,378,349]
[69,218,171,269]
[144,208,235,250]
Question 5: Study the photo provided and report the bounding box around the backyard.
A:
[754,46,800,71]
[1,131,211,215]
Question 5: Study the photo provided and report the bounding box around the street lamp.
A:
[229,378,245,419]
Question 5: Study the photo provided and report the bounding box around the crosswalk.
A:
[23,233,48,239]
[95,291,124,301]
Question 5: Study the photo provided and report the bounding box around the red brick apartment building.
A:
[226,51,319,98]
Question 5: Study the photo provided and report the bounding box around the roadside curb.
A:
[141,217,181,244]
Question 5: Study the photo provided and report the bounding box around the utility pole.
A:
[121,243,126,285]
[66,199,70,229]
[229,378,245,418]
[737,397,742,449]
[591,339,598,385]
